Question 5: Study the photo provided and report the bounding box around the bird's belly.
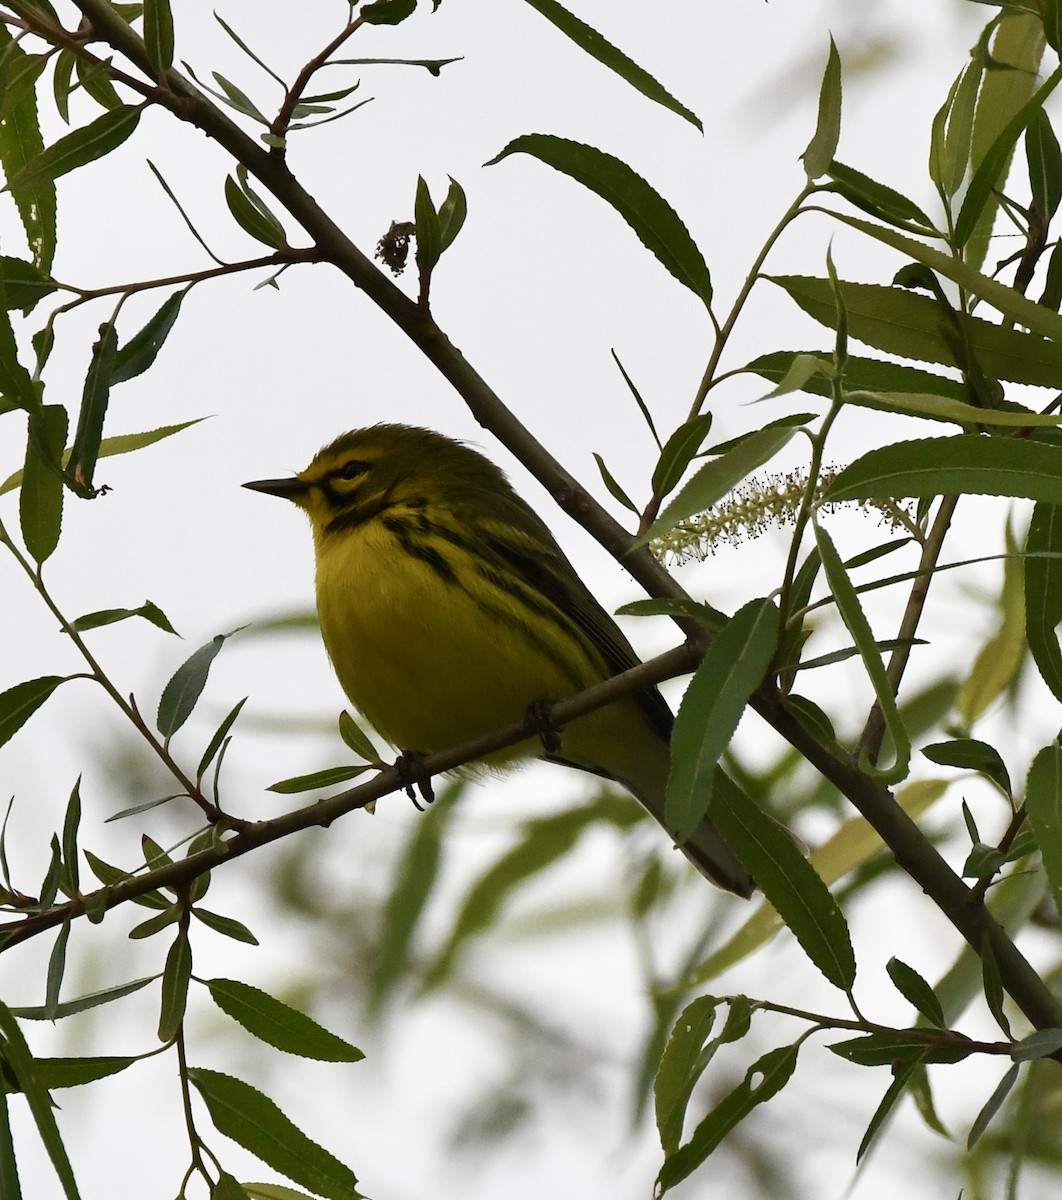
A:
[314,523,582,755]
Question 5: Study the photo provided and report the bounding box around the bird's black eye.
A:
[339,459,368,480]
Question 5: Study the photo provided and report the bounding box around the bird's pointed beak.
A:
[242,476,310,502]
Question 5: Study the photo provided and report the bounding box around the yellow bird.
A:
[245,424,753,896]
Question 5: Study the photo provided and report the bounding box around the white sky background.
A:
[6,1,1061,1198]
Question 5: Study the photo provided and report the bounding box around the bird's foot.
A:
[394,750,435,810]
[525,699,563,755]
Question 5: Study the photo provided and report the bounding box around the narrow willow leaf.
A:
[0,419,207,496]
[644,424,798,542]
[191,907,259,944]
[20,404,67,562]
[0,1001,80,1199]
[413,174,441,274]
[337,710,380,762]
[487,134,711,305]
[12,976,154,1020]
[211,73,269,124]
[654,995,719,1156]
[0,255,57,312]
[28,1057,136,1090]
[651,413,713,498]
[158,931,191,1041]
[266,764,370,794]
[129,907,180,940]
[1027,109,1062,222]
[84,849,168,908]
[657,1044,800,1195]
[801,36,842,180]
[197,697,247,782]
[814,522,910,782]
[208,979,364,1062]
[111,290,185,384]
[857,1054,925,1163]
[922,739,1011,796]
[70,601,177,635]
[44,920,70,1018]
[1025,504,1062,703]
[188,1069,363,1200]
[746,350,968,404]
[829,1030,973,1066]
[61,778,81,895]
[611,349,660,446]
[592,452,637,513]
[520,0,700,129]
[1011,1028,1062,1061]
[144,0,175,74]
[711,771,856,991]
[5,104,141,193]
[0,676,65,750]
[157,632,231,737]
[825,435,1062,507]
[827,211,1062,345]
[768,275,1062,388]
[941,53,983,199]
[955,63,1062,247]
[0,299,39,411]
[967,1064,1021,1149]
[68,321,117,495]
[0,1086,22,1200]
[886,958,946,1028]
[437,176,466,253]
[981,934,1011,1038]
[666,599,778,838]
[0,24,56,272]
[1026,744,1062,922]
[224,174,286,248]
[825,161,937,232]
[361,0,416,24]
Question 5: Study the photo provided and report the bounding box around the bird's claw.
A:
[395,750,435,810]
[526,699,563,755]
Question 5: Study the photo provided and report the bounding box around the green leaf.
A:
[20,404,67,562]
[710,771,856,992]
[437,176,466,253]
[592,452,637,513]
[12,976,154,1020]
[657,1044,799,1195]
[487,134,711,306]
[207,979,364,1062]
[143,0,174,74]
[0,25,56,272]
[825,435,1062,507]
[825,161,937,232]
[413,174,441,274]
[191,908,259,944]
[922,739,1011,795]
[967,1064,1020,1149]
[801,36,842,180]
[111,290,185,384]
[980,934,1011,1038]
[70,601,177,635]
[224,173,286,248]
[1027,108,1062,222]
[157,632,231,737]
[0,1001,81,1200]
[129,907,180,940]
[519,0,700,129]
[0,676,65,750]
[814,521,910,782]
[188,1069,363,1200]
[0,256,57,313]
[746,350,968,404]
[158,930,191,1041]
[768,275,1062,389]
[0,299,39,412]
[0,1084,21,1199]
[856,1054,926,1163]
[60,778,81,896]
[1011,1028,1062,1061]
[337,710,380,762]
[886,958,946,1028]
[68,321,117,495]
[266,764,371,794]
[651,414,713,499]
[5,104,141,193]
[666,599,778,838]
[361,0,416,24]
[1025,503,1062,703]
[23,1055,136,1089]
[197,697,247,782]
[1026,743,1062,924]
[654,995,719,1156]
[955,63,1062,247]
[644,424,799,543]
[829,1030,974,1066]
